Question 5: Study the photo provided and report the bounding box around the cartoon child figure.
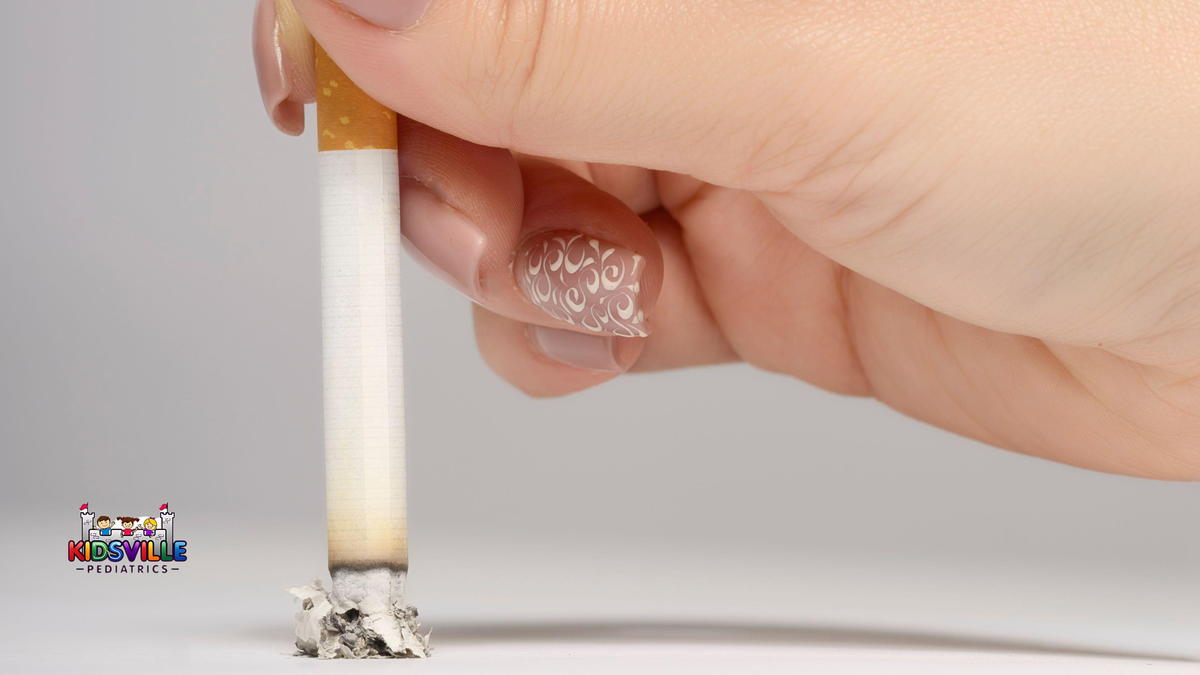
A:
[142,517,157,536]
[119,517,137,536]
[96,515,114,536]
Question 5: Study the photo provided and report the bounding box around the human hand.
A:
[254,0,1200,479]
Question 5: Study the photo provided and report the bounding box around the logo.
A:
[69,503,188,574]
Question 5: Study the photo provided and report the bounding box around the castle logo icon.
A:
[69,502,189,574]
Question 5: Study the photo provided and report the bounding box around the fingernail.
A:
[253,0,315,135]
[515,232,649,337]
[529,326,623,373]
[339,0,432,30]
[399,178,486,298]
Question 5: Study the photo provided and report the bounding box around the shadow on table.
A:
[430,619,1193,662]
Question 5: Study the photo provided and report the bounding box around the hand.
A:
[254,0,1200,479]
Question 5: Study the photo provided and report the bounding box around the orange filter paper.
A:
[314,44,397,152]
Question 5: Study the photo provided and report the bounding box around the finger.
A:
[397,120,663,337]
[627,209,736,372]
[252,0,316,135]
[473,209,735,396]
[587,164,661,215]
[507,159,662,337]
[473,305,640,397]
[396,117,523,300]
[513,154,661,214]
[290,0,808,186]
[658,172,872,395]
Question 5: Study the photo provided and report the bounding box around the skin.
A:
[259,0,1200,480]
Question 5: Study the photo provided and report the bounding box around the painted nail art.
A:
[515,232,648,338]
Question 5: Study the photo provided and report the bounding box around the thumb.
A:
[290,0,806,187]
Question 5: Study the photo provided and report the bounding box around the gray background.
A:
[0,2,1195,672]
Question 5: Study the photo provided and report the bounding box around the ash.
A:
[289,580,429,658]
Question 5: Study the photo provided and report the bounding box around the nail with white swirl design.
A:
[515,232,648,337]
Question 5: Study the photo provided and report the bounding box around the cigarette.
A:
[315,41,407,580]
[289,37,427,659]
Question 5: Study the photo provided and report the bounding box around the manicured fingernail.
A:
[399,178,486,298]
[253,0,315,135]
[515,232,648,337]
[529,326,623,373]
[339,0,432,30]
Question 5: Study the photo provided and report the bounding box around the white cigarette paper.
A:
[320,148,408,572]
